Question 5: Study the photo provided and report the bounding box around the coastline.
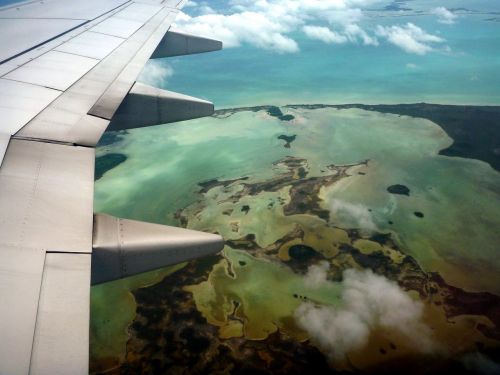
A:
[214,103,500,172]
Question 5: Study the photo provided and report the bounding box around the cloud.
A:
[406,63,418,69]
[331,199,377,233]
[174,0,379,53]
[302,24,378,46]
[173,11,299,53]
[138,60,174,86]
[376,23,445,55]
[302,25,348,44]
[344,23,379,46]
[432,7,457,25]
[304,261,331,287]
[295,266,438,361]
[175,1,443,55]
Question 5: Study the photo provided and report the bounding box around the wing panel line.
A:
[0,0,132,65]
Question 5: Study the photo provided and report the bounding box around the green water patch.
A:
[186,248,342,340]
[287,104,500,172]
[94,111,294,223]
[95,106,500,294]
[90,264,185,370]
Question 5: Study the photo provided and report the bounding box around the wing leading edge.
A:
[0,0,223,373]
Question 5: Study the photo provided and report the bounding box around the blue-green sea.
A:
[142,4,500,107]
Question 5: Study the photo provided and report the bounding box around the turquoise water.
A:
[144,11,500,107]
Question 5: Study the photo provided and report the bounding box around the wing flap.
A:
[29,253,91,375]
[0,140,94,253]
[0,247,45,375]
[0,133,8,165]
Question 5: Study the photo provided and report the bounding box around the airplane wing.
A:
[0,1,223,374]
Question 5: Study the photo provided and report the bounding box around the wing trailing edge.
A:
[151,30,222,58]
[107,82,214,130]
[91,214,224,285]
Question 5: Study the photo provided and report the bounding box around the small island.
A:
[277,134,297,148]
[387,184,410,196]
[267,106,295,121]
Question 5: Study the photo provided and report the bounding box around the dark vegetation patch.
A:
[94,153,127,180]
[387,184,410,196]
[198,176,249,194]
[414,211,424,218]
[115,257,338,375]
[267,106,295,121]
[286,244,325,274]
[370,232,393,246]
[277,134,297,148]
[288,244,320,262]
[97,130,128,146]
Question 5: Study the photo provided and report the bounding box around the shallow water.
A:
[95,107,500,295]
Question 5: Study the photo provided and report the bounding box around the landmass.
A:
[91,103,500,374]
[122,154,500,373]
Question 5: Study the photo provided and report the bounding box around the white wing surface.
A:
[0,1,223,374]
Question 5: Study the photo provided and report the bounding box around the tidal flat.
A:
[91,104,500,373]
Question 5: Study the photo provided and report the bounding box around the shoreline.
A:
[213,103,500,172]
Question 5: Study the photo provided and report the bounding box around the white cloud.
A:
[331,199,377,233]
[295,266,439,361]
[304,261,331,287]
[344,23,379,46]
[376,23,445,55]
[432,7,457,25]
[173,11,299,53]
[138,60,174,86]
[406,63,418,69]
[302,23,379,46]
[174,0,379,53]
[174,1,443,55]
[302,25,348,44]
